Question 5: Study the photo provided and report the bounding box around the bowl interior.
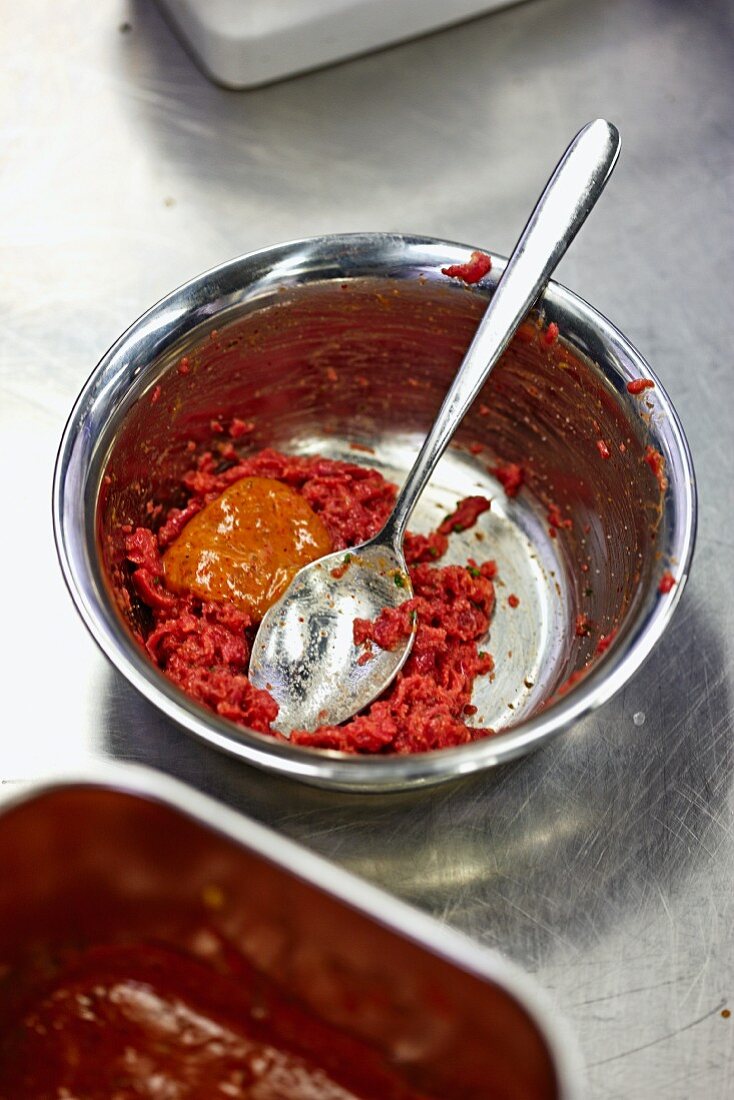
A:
[94,270,668,745]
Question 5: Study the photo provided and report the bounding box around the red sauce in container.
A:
[0,940,430,1099]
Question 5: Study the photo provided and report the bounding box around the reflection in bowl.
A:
[54,234,696,790]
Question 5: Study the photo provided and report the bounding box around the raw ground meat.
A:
[122,450,497,754]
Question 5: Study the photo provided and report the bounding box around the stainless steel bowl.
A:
[0,763,583,1098]
[54,233,696,791]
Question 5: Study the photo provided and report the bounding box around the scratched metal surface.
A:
[1,0,732,1095]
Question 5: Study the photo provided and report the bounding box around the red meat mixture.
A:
[122,450,497,754]
[440,250,492,284]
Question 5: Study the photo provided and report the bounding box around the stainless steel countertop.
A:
[1,1,732,1095]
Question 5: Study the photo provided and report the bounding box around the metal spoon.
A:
[249,119,621,734]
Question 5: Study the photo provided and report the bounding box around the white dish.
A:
[156,0,525,88]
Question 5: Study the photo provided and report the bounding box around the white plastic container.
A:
[156,0,523,88]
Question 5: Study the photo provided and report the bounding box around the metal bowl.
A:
[54,233,696,791]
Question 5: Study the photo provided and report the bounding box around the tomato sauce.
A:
[0,939,431,1099]
[163,476,332,621]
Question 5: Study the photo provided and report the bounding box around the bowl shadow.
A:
[101,581,730,971]
[116,0,598,245]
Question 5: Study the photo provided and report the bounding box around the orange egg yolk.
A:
[163,476,332,621]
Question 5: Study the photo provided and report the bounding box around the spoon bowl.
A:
[250,543,414,732]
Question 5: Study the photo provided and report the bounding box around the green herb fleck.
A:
[453,523,464,533]
[429,546,440,559]
[479,651,490,661]
[466,565,481,578]
[393,572,406,588]
[343,553,352,564]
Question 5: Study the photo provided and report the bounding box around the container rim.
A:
[0,760,586,1098]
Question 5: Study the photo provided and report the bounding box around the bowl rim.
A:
[53,232,698,791]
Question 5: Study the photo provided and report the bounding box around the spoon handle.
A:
[383,118,621,548]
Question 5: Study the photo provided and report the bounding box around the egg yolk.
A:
[163,476,332,621]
